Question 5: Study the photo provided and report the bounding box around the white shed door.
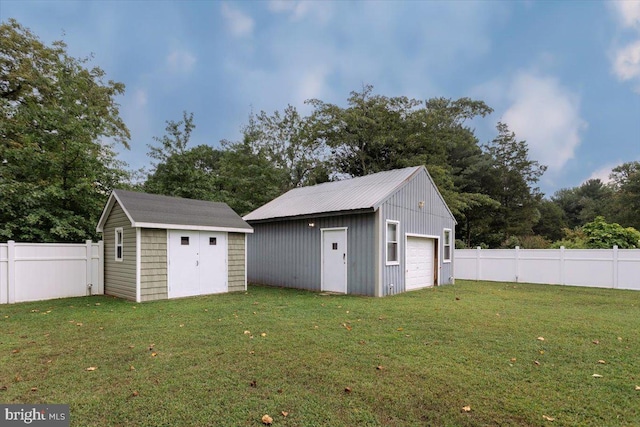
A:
[168,231,227,298]
[199,232,227,295]
[406,236,435,291]
[322,228,347,293]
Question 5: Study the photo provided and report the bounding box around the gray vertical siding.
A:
[140,228,168,302]
[104,203,137,301]
[247,213,377,295]
[378,169,456,295]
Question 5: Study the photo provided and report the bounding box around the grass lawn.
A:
[1,280,639,426]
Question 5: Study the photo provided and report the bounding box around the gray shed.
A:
[244,166,456,296]
[96,190,253,302]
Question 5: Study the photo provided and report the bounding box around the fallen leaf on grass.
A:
[76,323,83,326]
[11,349,19,354]
[635,385,640,391]
[261,332,267,337]
[281,411,288,417]
[592,340,600,345]
[342,323,352,331]
[344,387,352,393]
[85,367,97,371]
[543,414,555,421]
[376,365,385,370]
[534,361,541,366]
[132,391,139,397]
[250,380,257,388]
[151,352,157,357]
[261,414,273,425]
[0,385,7,391]
[128,365,135,371]
[510,358,517,363]
[537,336,545,341]
[461,406,471,412]
[244,330,251,335]
[592,374,602,378]
[397,327,404,331]
[30,387,37,392]
[598,360,606,364]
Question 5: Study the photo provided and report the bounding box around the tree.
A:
[482,122,547,244]
[532,198,565,242]
[245,106,329,190]
[609,161,640,230]
[306,85,499,246]
[552,179,614,229]
[218,136,289,216]
[0,19,130,242]
[554,216,640,249]
[144,111,224,200]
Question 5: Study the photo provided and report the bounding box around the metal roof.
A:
[243,166,424,222]
[96,190,253,233]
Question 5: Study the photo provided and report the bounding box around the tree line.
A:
[2,19,639,248]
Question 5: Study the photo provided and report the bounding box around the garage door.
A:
[168,230,227,298]
[405,236,435,290]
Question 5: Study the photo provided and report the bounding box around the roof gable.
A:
[96,190,253,233]
[244,166,454,222]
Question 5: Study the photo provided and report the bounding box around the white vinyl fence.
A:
[455,247,640,290]
[0,241,104,304]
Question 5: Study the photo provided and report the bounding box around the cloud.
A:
[502,72,587,173]
[610,1,640,92]
[166,48,196,74]
[611,0,640,29]
[268,0,332,22]
[221,3,254,37]
[587,163,618,184]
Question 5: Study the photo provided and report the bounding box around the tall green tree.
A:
[0,19,130,242]
[552,179,614,229]
[144,111,224,200]
[245,106,329,190]
[609,161,640,230]
[482,122,547,244]
[306,85,499,246]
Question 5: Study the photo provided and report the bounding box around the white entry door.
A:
[406,236,435,291]
[322,228,347,293]
[168,230,227,298]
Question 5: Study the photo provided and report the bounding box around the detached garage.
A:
[244,166,456,297]
[97,190,253,302]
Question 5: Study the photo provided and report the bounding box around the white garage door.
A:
[406,236,435,290]
[168,230,227,298]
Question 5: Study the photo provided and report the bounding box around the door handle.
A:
[343,253,346,262]
[196,260,199,266]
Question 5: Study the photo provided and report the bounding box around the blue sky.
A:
[2,0,639,196]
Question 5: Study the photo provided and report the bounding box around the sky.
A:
[2,0,639,197]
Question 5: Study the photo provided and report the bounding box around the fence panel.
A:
[455,247,640,290]
[0,241,104,304]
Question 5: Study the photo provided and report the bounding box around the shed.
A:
[96,190,253,302]
[243,166,456,296]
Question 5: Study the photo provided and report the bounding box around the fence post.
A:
[85,240,93,296]
[7,241,15,304]
[515,246,520,282]
[476,246,481,281]
[612,245,618,289]
[98,240,104,295]
[560,246,565,286]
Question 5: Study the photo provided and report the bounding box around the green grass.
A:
[1,280,639,426]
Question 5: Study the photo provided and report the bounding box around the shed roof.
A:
[96,190,253,233]
[244,166,448,222]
